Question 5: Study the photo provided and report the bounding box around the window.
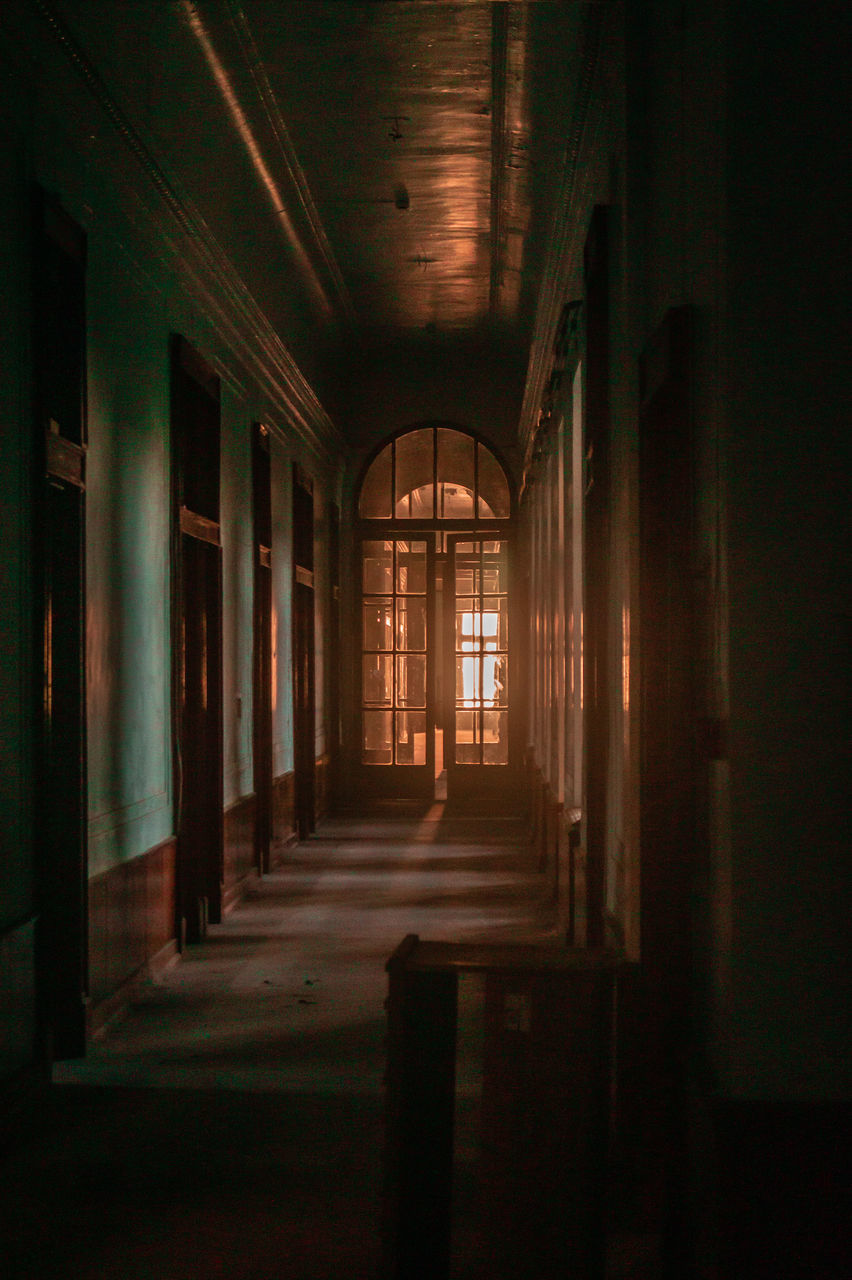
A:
[359,427,510,520]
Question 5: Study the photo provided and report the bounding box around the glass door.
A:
[359,537,434,796]
[444,536,511,798]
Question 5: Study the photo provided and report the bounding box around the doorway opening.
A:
[355,426,516,803]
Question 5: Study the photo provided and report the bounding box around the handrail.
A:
[383,934,621,1280]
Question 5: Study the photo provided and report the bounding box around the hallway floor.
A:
[2,801,554,1279]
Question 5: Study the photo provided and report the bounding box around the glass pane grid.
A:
[453,540,508,765]
[362,538,428,765]
[360,430,510,523]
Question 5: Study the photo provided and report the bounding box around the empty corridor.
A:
[2,801,552,1279]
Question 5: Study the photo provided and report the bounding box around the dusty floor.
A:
[2,800,553,1279]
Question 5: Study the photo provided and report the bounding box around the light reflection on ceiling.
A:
[210,1,582,337]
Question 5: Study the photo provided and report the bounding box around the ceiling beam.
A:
[489,2,509,318]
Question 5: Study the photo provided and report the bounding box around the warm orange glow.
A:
[458,610,501,707]
[622,603,630,715]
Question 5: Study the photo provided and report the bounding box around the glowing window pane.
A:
[456,655,480,706]
[397,654,426,708]
[396,542,427,594]
[455,600,478,651]
[396,711,426,765]
[482,597,508,650]
[363,710,392,764]
[363,599,393,651]
[397,598,426,652]
[483,711,508,764]
[362,541,393,593]
[362,654,392,705]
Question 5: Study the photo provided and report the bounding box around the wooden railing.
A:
[383,936,620,1280]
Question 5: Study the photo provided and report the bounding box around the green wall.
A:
[0,0,337,1080]
[86,239,173,878]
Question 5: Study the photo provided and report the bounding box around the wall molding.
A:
[27,0,347,468]
[518,0,614,464]
[88,836,177,1027]
[223,791,257,910]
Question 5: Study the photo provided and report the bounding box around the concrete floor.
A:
[2,801,553,1279]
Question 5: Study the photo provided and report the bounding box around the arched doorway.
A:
[355,426,517,801]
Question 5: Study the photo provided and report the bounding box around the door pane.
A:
[397,541,427,594]
[363,541,393,593]
[363,654,392,705]
[485,654,507,706]
[451,539,509,768]
[397,712,427,765]
[482,597,508,649]
[363,599,393,650]
[397,598,426,651]
[482,547,505,593]
[483,711,508,764]
[363,710,392,764]
[455,711,480,763]
[397,654,426,707]
[455,599,479,651]
[456,655,480,707]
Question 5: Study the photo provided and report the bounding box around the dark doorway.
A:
[638,306,697,1041]
[328,502,341,803]
[582,205,611,947]
[252,424,273,874]
[32,189,88,1059]
[171,337,224,945]
[629,305,697,1267]
[292,464,315,839]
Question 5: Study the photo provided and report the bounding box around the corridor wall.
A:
[0,0,344,1077]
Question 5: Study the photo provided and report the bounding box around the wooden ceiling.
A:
[184,1,584,339]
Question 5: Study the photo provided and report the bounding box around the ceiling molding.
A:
[221,0,356,325]
[29,0,346,466]
[518,0,613,465]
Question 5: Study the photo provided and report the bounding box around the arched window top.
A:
[359,427,511,520]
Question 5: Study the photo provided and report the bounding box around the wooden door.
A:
[292,465,315,838]
[171,338,223,944]
[582,205,611,946]
[444,535,512,800]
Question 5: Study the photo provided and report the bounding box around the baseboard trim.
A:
[88,934,179,1039]
[222,866,260,914]
[270,830,299,868]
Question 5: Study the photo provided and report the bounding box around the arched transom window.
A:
[359,427,511,520]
